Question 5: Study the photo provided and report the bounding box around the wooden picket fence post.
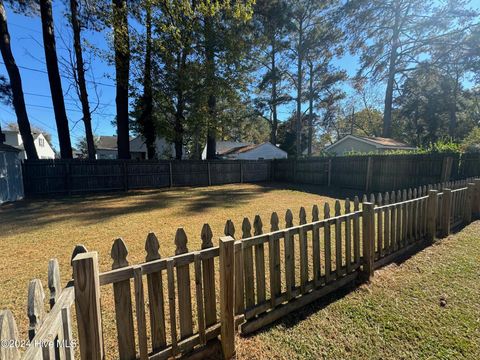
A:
[426,190,438,243]
[441,189,452,238]
[361,202,375,281]
[219,236,235,359]
[72,252,104,360]
[0,310,20,360]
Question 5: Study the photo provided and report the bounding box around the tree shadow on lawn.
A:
[240,240,430,337]
[0,184,275,234]
[266,182,366,200]
[1,182,366,236]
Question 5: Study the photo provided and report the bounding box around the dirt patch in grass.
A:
[237,221,480,359]
[0,182,344,349]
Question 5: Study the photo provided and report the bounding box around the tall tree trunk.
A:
[295,22,303,157]
[174,102,184,160]
[307,62,313,157]
[205,16,216,160]
[382,7,401,139]
[113,0,130,159]
[40,0,72,159]
[448,73,459,139]
[70,0,95,159]
[0,1,37,159]
[174,49,188,161]
[270,40,278,145]
[141,2,155,159]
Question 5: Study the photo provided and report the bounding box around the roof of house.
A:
[96,136,119,150]
[326,135,415,150]
[3,129,52,148]
[214,141,251,155]
[219,142,287,156]
[357,136,412,147]
[219,143,261,156]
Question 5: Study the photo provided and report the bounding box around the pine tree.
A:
[40,0,73,158]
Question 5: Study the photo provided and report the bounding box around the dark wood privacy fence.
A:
[3,178,478,360]
[21,153,480,197]
[272,153,480,192]
[22,159,272,196]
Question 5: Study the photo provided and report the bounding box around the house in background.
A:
[3,130,55,159]
[95,136,119,159]
[130,135,179,159]
[202,141,288,160]
[95,135,179,160]
[325,135,416,156]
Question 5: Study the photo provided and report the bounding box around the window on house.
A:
[39,138,44,147]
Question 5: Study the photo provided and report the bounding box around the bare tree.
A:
[69,0,96,159]
[0,0,38,159]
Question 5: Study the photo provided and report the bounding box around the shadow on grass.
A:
[1,181,369,236]
[240,239,431,336]
[0,183,276,233]
[265,182,367,200]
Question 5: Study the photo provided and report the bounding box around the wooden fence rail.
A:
[2,178,479,360]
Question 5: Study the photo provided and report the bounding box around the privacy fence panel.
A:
[459,153,480,178]
[330,156,369,189]
[272,153,471,192]
[23,159,271,196]
[242,160,271,182]
[369,154,453,192]
[294,159,330,185]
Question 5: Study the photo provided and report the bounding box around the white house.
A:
[95,135,179,160]
[325,135,416,156]
[3,130,55,159]
[202,141,287,160]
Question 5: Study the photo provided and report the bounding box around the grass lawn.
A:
[0,182,348,348]
[2,182,477,359]
[237,221,480,359]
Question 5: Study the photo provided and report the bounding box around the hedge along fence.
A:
[21,159,272,196]
[2,178,480,360]
[272,153,480,193]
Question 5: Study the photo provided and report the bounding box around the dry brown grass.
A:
[0,182,349,351]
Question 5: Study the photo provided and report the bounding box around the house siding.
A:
[34,134,56,159]
[327,138,378,155]
[3,131,55,159]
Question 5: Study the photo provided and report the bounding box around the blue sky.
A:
[0,2,476,150]
[0,2,118,149]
